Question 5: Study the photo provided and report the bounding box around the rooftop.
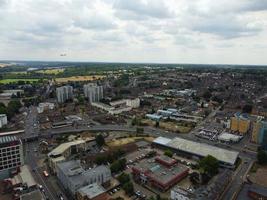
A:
[133,157,188,185]
[0,135,19,144]
[78,183,106,199]
[48,139,86,157]
[20,190,44,200]
[154,137,239,165]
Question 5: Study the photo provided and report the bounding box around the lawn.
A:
[55,75,106,83]
[0,78,40,84]
[36,68,65,74]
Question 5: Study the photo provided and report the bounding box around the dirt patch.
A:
[250,165,267,187]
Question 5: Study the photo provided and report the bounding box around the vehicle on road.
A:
[43,170,49,177]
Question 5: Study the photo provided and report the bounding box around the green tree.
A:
[257,150,267,165]
[95,134,105,147]
[118,173,130,185]
[122,182,134,195]
[164,150,173,158]
[198,155,219,176]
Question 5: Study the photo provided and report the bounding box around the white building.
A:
[37,102,55,113]
[56,86,73,103]
[0,114,8,128]
[171,187,195,200]
[83,83,103,103]
[126,98,140,108]
[0,136,24,180]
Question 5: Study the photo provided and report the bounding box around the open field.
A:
[36,68,65,74]
[107,136,154,147]
[55,75,106,83]
[0,78,40,84]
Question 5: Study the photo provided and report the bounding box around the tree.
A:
[203,91,212,101]
[95,134,105,147]
[136,127,144,134]
[110,158,126,173]
[164,150,173,158]
[242,104,253,114]
[198,155,219,176]
[257,150,267,165]
[122,182,134,195]
[118,173,130,185]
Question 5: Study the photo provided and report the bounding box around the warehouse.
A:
[153,137,239,168]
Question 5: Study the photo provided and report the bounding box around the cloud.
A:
[113,0,174,20]
[0,0,267,64]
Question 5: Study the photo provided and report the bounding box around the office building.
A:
[0,114,8,128]
[0,136,23,180]
[83,84,103,103]
[56,160,111,196]
[56,86,73,103]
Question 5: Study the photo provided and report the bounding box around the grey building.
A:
[0,136,24,180]
[83,84,103,103]
[56,86,73,103]
[56,160,111,196]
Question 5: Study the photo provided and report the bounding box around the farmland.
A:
[55,75,105,83]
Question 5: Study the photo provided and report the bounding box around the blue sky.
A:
[0,0,267,65]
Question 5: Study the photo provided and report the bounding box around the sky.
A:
[0,0,267,65]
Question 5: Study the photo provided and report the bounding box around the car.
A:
[43,170,49,177]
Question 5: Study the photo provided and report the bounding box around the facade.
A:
[132,155,189,191]
[83,84,103,103]
[76,183,108,200]
[230,113,251,134]
[37,102,55,114]
[0,114,8,128]
[56,85,73,103]
[0,136,23,180]
[56,160,111,196]
[252,120,267,150]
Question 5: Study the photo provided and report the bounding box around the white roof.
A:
[154,137,239,165]
[153,136,172,145]
[218,132,242,142]
[48,140,85,157]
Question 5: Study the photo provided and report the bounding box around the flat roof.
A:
[78,183,106,199]
[48,139,85,157]
[133,158,188,185]
[20,190,44,200]
[13,165,36,188]
[154,137,239,165]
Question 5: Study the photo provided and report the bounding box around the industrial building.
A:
[0,114,8,128]
[56,160,111,196]
[56,85,73,103]
[230,112,251,134]
[0,136,24,180]
[153,137,239,168]
[132,155,189,191]
[218,132,243,143]
[83,83,104,103]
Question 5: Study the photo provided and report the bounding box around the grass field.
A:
[55,75,105,83]
[0,79,40,84]
[36,68,65,74]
